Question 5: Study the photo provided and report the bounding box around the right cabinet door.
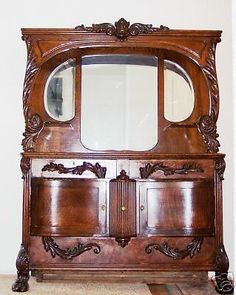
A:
[138,180,215,237]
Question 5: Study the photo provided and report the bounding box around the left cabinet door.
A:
[30,178,108,237]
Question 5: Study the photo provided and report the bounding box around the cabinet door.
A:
[139,180,215,236]
[31,178,108,236]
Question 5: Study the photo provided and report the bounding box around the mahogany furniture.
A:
[12,18,233,294]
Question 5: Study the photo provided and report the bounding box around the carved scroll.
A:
[145,238,203,260]
[12,244,30,292]
[42,161,107,178]
[140,162,204,179]
[75,18,169,41]
[42,237,101,260]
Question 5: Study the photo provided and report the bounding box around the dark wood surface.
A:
[12,18,233,294]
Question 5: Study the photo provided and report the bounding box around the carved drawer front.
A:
[130,159,213,180]
[31,159,116,179]
[109,171,136,247]
[139,180,215,236]
[31,178,108,236]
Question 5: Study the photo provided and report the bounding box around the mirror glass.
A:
[81,54,158,151]
[164,60,194,122]
[44,59,75,121]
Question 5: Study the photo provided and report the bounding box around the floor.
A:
[148,282,220,295]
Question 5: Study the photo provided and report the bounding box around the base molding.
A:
[32,270,208,284]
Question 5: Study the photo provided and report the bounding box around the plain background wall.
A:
[0,0,234,276]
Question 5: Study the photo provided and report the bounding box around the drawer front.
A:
[138,180,215,236]
[31,178,108,236]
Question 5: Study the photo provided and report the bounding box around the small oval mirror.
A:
[164,60,194,122]
[44,59,75,121]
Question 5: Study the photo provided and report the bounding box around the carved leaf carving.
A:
[197,115,220,153]
[75,18,169,41]
[140,162,204,179]
[215,158,226,181]
[22,112,44,152]
[198,41,221,153]
[42,161,107,178]
[145,238,203,260]
[42,237,101,260]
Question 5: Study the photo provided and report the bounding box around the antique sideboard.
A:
[12,19,233,294]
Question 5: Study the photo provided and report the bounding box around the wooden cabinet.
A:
[12,18,233,294]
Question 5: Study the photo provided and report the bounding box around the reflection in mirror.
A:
[44,59,75,121]
[81,55,158,151]
[164,60,194,122]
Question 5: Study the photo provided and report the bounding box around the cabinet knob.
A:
[140,205,145,211]
[101,204,106,211]
[121,206,126,211]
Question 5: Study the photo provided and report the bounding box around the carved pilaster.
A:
[215,158,226,181]
[12,245,30,292]
[20,157,31,180]
[75,18,169,41]
[109,170,136,247]
[21,37,43,152]
[145,238,203,260]
[42,237,101,259]
[42,161,107,178]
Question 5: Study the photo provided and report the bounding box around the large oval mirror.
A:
[81,54,158,151]
[164,60,194,122]
[44,59,75,121]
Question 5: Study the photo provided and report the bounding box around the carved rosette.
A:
[42,237,101,260]
[215,158,226,181]
[42,161,107,178]
[145,238,203,260]
[12,245,30,292]
[20,157,31,179]
[140,162,204,179]
[197,41,221,153]
[75,18,169,41]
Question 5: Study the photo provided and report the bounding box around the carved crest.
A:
[75,18,169,41]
